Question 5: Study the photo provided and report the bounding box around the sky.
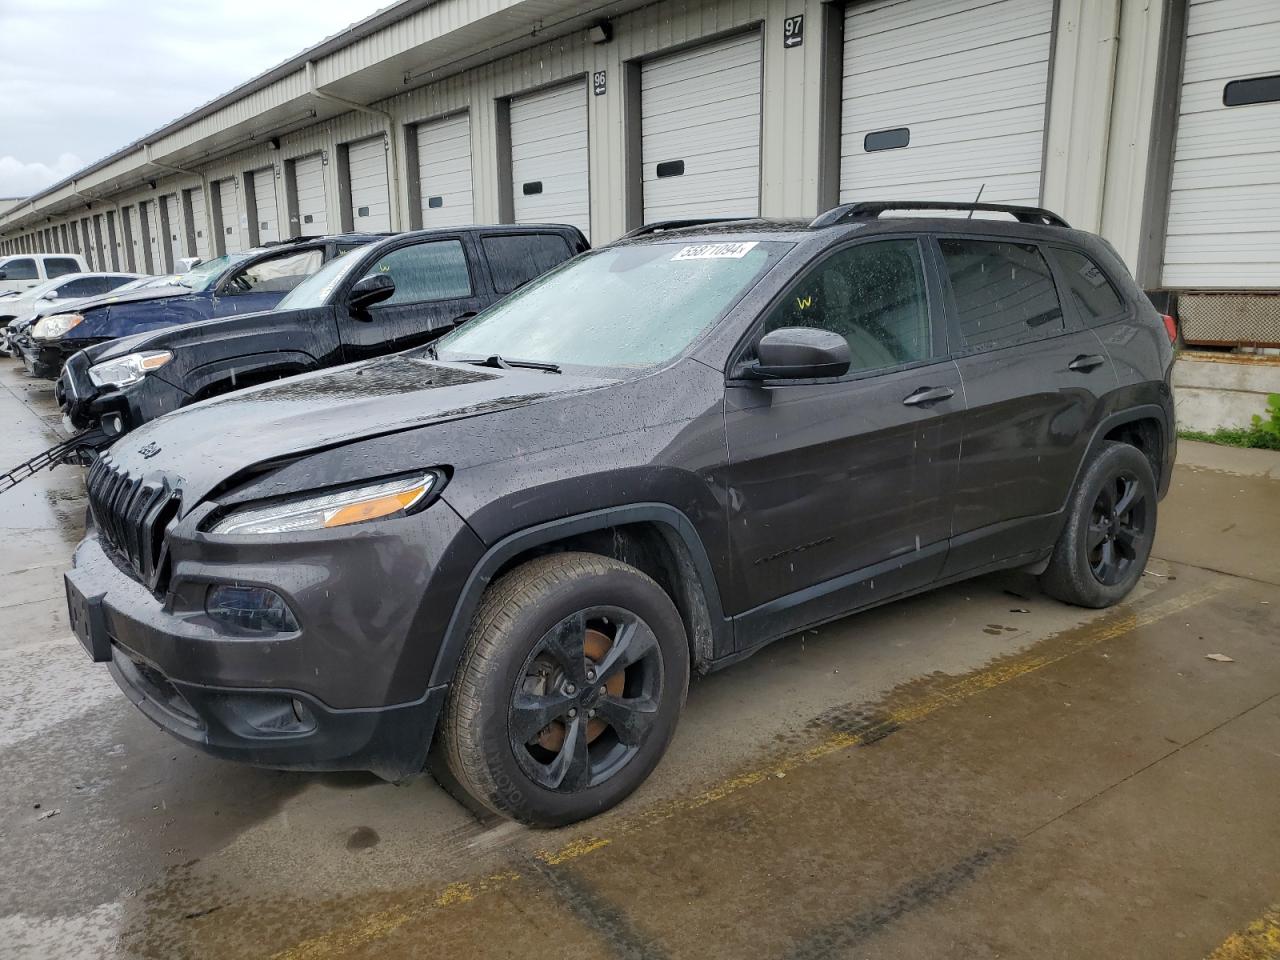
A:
[0,0,392,198]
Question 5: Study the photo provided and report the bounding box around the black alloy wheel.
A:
[1087,471,1149,586]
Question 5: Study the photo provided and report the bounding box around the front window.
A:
[0,258,38,281]
[178,253,248,292]
[222,249,324,296]
[434,240,788,371]
[359,240,472,306]
[275,248,364,310]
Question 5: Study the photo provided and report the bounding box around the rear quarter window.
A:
[46,257,82,277]
[1048,247,1127,326]
[938,238,1064,350]
[483,233,574,294]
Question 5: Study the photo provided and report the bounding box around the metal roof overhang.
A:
[1,0,646,233]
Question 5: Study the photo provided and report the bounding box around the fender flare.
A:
[1061,403,1172,516]
[185,351,318,400]
[427,502,731,688]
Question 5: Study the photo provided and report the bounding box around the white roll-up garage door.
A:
[252,167,280,244]
[217,179,243,253]
[510,82,590,238]
[188,188,210,260]
[640,32,763,222]
[347,136,391,232]
[839,0,1053,206]
[1163,0,1280,288]
[143,200,162,272]
[293,154,328,235]
[124,206,142,271]
[417,113,474,228]
[164,194,182,267]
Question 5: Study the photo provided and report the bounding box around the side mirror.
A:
[347,273,396,315]
[747,327,850,381]
[41,291,58,300]
[0,270,9,281]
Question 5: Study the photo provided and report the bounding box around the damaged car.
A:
[64,202,1176,826]
[56,225,588,441]
[24,235,381,379]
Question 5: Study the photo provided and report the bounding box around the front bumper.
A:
[27,337,81,379]
[58,349,189,436]
[64,512,474,780]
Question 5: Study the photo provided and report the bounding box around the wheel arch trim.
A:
[427,503,731,689]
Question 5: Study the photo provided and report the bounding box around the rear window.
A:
[46,257,81,277]
[1,258,38,281]
[482,233,574,295]
[1049,248,1127,326]
[938,238,1064,349]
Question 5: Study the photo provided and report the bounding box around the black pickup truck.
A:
[57,224,587,440]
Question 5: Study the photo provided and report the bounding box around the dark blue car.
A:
[24,234,385,379]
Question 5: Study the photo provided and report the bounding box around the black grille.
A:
[87,456,181,595]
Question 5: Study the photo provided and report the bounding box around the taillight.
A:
[1161,313,1177,344]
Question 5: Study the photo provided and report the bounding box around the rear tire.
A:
[1040,441,1157,608]
[436,552,689,827]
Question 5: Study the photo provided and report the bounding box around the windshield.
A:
[275,247,363,310]
[177,253,249,292]
[433,240,788,370]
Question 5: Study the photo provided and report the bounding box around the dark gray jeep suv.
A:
[65,202,1176,826]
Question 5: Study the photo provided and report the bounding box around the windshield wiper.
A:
[461,355,561,374]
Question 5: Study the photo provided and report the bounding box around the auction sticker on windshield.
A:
[671,241,759,261]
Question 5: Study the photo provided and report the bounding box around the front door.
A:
[723,237,964,649]
[215,247,325,317]
[932,235,1118,576]
[338,236,488,360]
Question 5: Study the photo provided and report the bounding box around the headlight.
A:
[209,472,439,536]
[32,312,83,339]
[88,350,173,388]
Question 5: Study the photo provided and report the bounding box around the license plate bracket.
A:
[65,573,110,662]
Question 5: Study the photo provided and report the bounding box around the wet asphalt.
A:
[1,362,1277,960]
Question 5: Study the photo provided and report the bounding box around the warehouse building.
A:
[1,0,1277,372]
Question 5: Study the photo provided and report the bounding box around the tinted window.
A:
[864,127,910,152]
[225,249,323,295]
[57,277,113,297]
[764,239,932,373]
[1,258,38,280]
[938,238,1063,348]
[483,233,574,294]
[1050,248,1126,326]
[361,240,472,306]
[1223,75,1280,107]
[46,257,81,277]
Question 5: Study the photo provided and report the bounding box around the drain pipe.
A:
[305,60,402,231]
[144,146,214,264]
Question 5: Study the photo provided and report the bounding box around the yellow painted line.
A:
[1207,906,1280,959]
[271,581,1225,956]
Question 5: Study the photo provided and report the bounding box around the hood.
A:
[32,285,190,321]
[103,354,612,511]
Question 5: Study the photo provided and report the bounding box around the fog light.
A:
[205,584,299,633]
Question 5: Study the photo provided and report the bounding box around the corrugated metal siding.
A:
[293,154,329,234]
[510,81,590,237]
[1162,0,1280,288]
[348,135,393,231]
[416,113,475,227]
[640,31,763,221]
[252,167,281,243]
[839,0,1053,206]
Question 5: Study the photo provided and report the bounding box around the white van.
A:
[0,253,89,295]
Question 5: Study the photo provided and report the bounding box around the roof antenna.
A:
[967,183,986,218]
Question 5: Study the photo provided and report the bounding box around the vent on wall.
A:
[428,196,444,208]
[656,160,685,178]
[522,182,543,196]
[357,206,370,217]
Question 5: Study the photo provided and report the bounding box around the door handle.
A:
[1068,354,1106,372]
[902,385,955,407]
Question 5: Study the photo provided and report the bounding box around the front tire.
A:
[1040,441,1157,608]
[436,552,689,827]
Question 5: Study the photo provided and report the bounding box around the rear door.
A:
[337,235,487,360]
[934,234,1118,577]
[723,236,963,644]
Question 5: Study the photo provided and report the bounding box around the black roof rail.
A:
[621,218,748,239]
[810,201,1070,229]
